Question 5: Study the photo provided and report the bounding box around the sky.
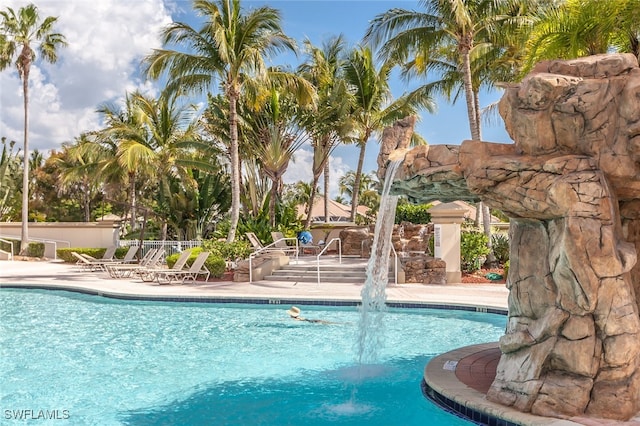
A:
[0,0,512,198]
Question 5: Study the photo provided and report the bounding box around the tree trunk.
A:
[349,136,368,223]
[323,162,330,223]
[129,173,137,231]
[269,177,277,228]
[461,45,480,141]
[19,63,30,255]
[227,90,241,243]
[304,177,319,229]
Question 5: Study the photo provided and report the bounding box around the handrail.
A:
[0,235,70,260]
[316,238,341,286]
[0,238,14,260]
[249,239,299,283]
[389,243,398,286]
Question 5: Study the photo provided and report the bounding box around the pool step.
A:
[263,258,396,283]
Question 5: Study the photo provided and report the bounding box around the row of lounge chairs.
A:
[71,246,210,285]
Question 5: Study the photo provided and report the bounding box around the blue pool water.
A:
[0,289,506,425]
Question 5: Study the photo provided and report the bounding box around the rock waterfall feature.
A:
[379,54,640,421]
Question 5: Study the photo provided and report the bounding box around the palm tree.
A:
[0,4,66,254]
[297,36,354,228]
[525,0,640,70]
[343,45,435,222]
[243,89,309,226]
[52,136,103,222]
[365,0,537,264]
[144,0,306,243]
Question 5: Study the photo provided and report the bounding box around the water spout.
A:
[356,159,402,365]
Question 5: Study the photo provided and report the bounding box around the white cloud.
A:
[0,0,172,151]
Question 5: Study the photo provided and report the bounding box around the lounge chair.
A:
[105,248,164,278]
[154,251,210,285]
[82,246,117,262]
[71,251,103,272]
[136,249,192,282]
[246,232,293,255]
[80,245,139,271]
[270,232,299,257]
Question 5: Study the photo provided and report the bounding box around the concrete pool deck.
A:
[1,259,638,426]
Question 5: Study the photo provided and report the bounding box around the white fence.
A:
[119,240,202,257]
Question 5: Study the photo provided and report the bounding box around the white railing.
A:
[0,238,14,260]
[249,239,299,283]
[316,238,342,286]
[119,240,202,257]
[361,239,398,286]
[0,235,71,260]
[390,244,398,286]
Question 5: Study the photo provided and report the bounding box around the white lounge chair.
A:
[137,249,192,282]
[82,246,117,262]
[80,245,139,271]
[105,248,164,278]
[154,251,210,285]
[71,251,102,272]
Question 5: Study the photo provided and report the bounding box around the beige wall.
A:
[0,222,121,258]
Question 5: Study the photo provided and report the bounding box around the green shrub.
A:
[460,229,490,272]
[206,257,226,278]
[201,239,251,261]
[0,238,20,255]
[491,233,510,264]
[395,203,432,224]
[27,242,45,258]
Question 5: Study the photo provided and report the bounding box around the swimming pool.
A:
[0,289,506,425]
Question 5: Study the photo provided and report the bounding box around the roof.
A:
[297,196,370,222]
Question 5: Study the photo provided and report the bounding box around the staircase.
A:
[263,256,397,284]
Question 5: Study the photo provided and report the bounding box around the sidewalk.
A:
[0,259,509,310]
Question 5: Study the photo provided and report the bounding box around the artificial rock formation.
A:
[379,54,640,421]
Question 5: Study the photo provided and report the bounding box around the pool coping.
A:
[423,343,585,426]
[0,282,509,315]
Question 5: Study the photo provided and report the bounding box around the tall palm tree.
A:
[0,4,66,254]
[343,45,434,222]
[144,0,306,243]
[297,36,354,228]
[365,0,537,264]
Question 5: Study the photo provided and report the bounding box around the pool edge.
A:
[423,343,582,426]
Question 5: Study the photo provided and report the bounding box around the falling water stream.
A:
[324,159,403,416]
[356,159,402,366]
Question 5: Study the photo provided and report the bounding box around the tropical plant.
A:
[460,227,490,272]
[52,135,104,221]
[395,203,432,224]
[342,45,434,222]
[297,36,355,228]
[365,0,537,265]
[525,0,640,71]
[491,232,510,264]
[0,3,66,253]
[0,137,21,221]
[244,87,311,226]
[145,0,312,243]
